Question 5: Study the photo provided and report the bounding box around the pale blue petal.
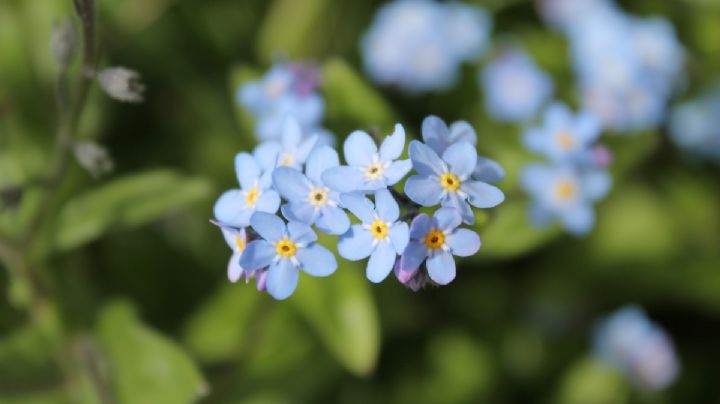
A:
[383,159,412,186]
[408,140,444,176]
[562,204,595,236]
[442,142,477,178]
[322,166,365,193]
[272,167,311,202]
[281,116,303,149]
[472,157,505,184]
[374,188,399,222]
[427,252,456,285]
[366,242,396,283]
[520,164,555,196]
[448,120,477,146]
[446,229,481,257]
[379,123,405,162]
[462,181,505,208]
[281,202,318,224]
[304,145,337,184]
[421,115,450,154]
[442,192,474,225]
[297,244,337,277]
[399,241,427,273]
[255,189,280,214]
[432,207,462,232]
[253,142,281,171]
[214,190,250,227]
[337,225,374,260]
[287,221,317,245]
[340,193,375,223]
[235,153,261,190]
[344,130,377,167]
[389,222,409,255]
[250,212,286,242]
[575,110,602,144]
[239,240,275,270]
[529,203,554,227]
[295,134,319,165]
[522,128,547,155]
[404,175,444,207]
[582,170,612,201]
[409,214,431,240]
[266,259,299,300]
[316,205,350,235]
[227,252,243,282]
[546,102,572,130]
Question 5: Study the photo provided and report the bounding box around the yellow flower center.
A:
[278,152,295,167]
[555,131,576,151]
[275,238,297,258]
[369,220,389,240]
[439,172,461,192]
[234,236,245,252]
[308,187,330,208]
[554,180,576,201]
[364,162,385,180]
[424,229,445,250]
[245,187,260,206]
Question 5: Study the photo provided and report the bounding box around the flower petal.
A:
[322,166,366,193]
[427,252,456,285]
[305,145,339,184]
[213,190,251,227]
[337,225,375,260]
[383,159,412,186]
[442,142,477,178]
[266,259,299,300]
[239,240,275,270]
[287,221,317,245]
[250,212,286,242]
[297,243,337,277]
[316,205,350,235]
[404,175,444,207]
[432,207,462,232]
[374,188,399,222]
[227,252,243,282]
[408,140,444,176]
[399,241,427,273]
[409,213,431,240]
[581,170,612,201]
[366,242,396,283]
[295,134,319,165]
[255,189,280,214]
[446,229,481,257]
[344,130,377,167]
[281,201,318,224]
[379,123,405,162]
[281,116,302,149]
[253,141,281,171]
[462,181,505,208]
[389,222,409,255]
[561,204,595,236]
[421,115,450,154]
[235,152,261,190]
[472,157,505,184]
[340,193,375,223]
[272,167,311,202]
[442,192,475,225]
[448,120,477,146]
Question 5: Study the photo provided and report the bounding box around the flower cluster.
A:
[212,115,505,299]
[238,62,333,143]
[539,0,685,132]
[361,0,491,93]
[520,103,612,235]
[668,87,720,164]
[593,306,679,390]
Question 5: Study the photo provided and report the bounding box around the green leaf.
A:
[556,358,629,404]
[96,300,207,404]
[53,170,211,252]
[256,0,332,62]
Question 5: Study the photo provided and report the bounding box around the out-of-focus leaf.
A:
[605,131,659,178]
[53,170,211,252]
[96,300,207,404]
[256,0,331,62]
[183,282,262,364]
[556,358,629,404]
[0,322,61,391]
[0,389,69,404]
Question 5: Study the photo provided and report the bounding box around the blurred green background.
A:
[1,0,720,403]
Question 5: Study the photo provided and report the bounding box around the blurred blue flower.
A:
[322,124,412,193]
[361,0,491,93]
[240,212,337,300]
[668,91,720,163]
[254,116,318,172]
[272,145,350,235]
[421,115,505,184]
[213,152,280,228]
[396,208,480,286]
[593,305,680,390]
[480,47,554,123]
[521,163,611,235]
[338,189,409,283]
[523,103,602,165]
[537,0,617,31]
[405,140,505,224]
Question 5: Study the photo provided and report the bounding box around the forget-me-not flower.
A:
[397,208,480,285]
[322,124,412,193]
[272,145,350,235]
[211,221,267,290]
[240,212,337,300]
[213,152,280,228]
[421,115,505,184]
[337,189,409,283]
[404,140,505,224]
[521,163,611,235]
[254,116,319,172]
[668,90,720,163]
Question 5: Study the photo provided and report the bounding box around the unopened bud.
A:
[97,67,145,103]
[50,20,77,68]
[73,141,114,178]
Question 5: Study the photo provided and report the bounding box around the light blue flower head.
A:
[441,2,492,61]
[322,124,412,193]
[523,103,602,165]
[520,163,611,235]
[396,208,481,286]
[254,116,319,172]
[421,115,505,184]
[668,91,720,162]
[272,145,350,235]
[404,140,505,224]
[480,47,554,123]
[240,213,337,300]
[213,152,280,228]
[338,190,410,283]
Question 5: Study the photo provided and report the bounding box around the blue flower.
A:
[213,152,280,228]
[240,213,337,300]
[480,47,554,123]
[404,140,504,224]
[322,124,412,193]
[272,145,350,235]
[397,208,480,286]
[523,103,602,165]
[441,2,492,61]
[218,225,248,283]
[337,189,409,283]
[668,91,720,163]
[521,163,611,235]
[254,116,318,171]
[421,115,505,184]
